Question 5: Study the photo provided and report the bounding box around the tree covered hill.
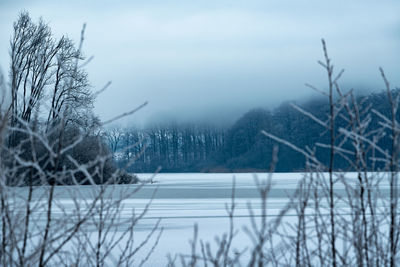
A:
[109,89,397,173]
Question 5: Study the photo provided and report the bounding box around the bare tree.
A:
[104,127,123,157]
[9,12,94,132]
[0,12,160,267]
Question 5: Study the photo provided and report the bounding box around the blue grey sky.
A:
[1,0,400,126]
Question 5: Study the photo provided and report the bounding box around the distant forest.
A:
[106,89,396,172]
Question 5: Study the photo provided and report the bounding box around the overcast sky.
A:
[1,0,400,126]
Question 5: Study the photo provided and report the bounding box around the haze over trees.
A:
[108,89,398,173]
[106,123,226,172]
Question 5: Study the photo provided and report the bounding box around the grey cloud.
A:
[1,0,400,126]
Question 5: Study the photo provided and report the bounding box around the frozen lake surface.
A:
[128,172,392,265]
[124,172,302,265]
[10,172,394,266]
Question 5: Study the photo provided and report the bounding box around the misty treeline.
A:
[4,12,135,186]
[107,88,396,173]
[105,124,226,172]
